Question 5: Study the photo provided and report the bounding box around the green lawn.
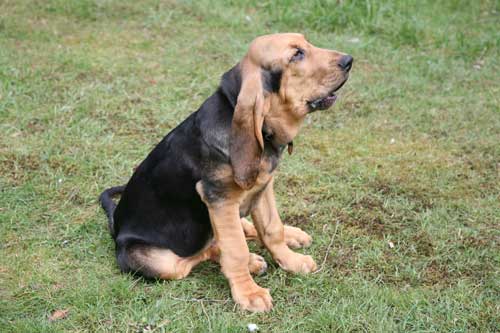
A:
[1,0,499,331]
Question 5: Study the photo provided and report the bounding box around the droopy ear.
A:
[229,60,269,190]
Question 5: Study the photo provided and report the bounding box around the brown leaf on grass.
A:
[52,283,64,291]
[48,309,69,322]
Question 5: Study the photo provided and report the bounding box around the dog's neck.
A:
[265,95,305,145]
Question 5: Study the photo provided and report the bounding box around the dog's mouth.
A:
[307,78,348,112]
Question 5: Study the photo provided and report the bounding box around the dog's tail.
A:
[99,185,126,235]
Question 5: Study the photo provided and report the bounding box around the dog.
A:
[99,33,352,312]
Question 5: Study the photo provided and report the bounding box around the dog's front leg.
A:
[196,182,273,312]
[251,178,317,273]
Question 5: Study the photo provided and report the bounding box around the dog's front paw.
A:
[284,226,312,249]
[275,250,317,274]
[232,282,273,312]
[248,253,268,275]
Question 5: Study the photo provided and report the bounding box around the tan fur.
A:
[127,244,218,280]
[128,239,266,281]
[251,178,317,274]
[241,218,312,249]
[240,218,259,240]
[196,181,273,312]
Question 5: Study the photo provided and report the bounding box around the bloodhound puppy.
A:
[99,33,352,312]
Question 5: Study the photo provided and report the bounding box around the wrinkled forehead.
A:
[247,33,309,67]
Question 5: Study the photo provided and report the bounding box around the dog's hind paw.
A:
[248,253,267,275]
[284,225,312,249]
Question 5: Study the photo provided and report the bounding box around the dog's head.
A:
[223,33,353,189]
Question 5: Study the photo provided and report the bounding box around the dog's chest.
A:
[238,160,275,217]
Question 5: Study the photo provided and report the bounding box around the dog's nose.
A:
[338,55,353,72]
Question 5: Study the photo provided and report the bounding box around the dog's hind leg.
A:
[200,239,268,276]
[122,243,219,280]
[121,241,266,279]
[241,218,259,241]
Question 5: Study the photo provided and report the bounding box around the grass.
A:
[0,0,499,331]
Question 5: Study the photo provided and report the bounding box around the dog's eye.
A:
[290,48,305,62]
